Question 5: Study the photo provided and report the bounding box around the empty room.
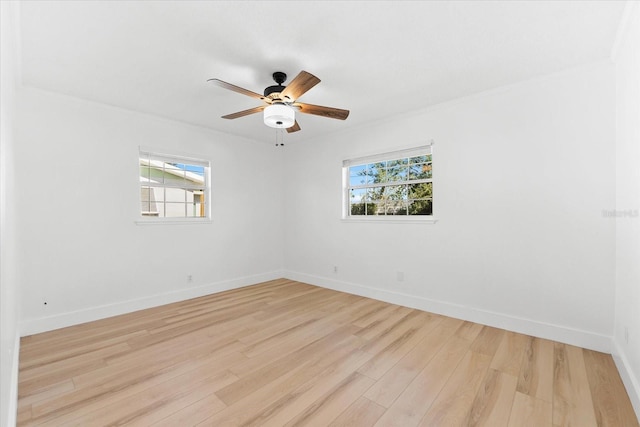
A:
[1,1,639,426]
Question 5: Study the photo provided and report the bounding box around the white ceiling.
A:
[18,1,626,144]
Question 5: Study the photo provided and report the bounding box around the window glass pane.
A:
[408,199,433,215]
[371,201,385,215]
[409,163,432,180]
[410,155,428,164]
[140,186,152,203]
[367,186,384,202]
[351,202,365,215]
[153,188,165,204]
[408,182,433,199]
[368,162,385,183]
[385,200,405,215]
[139,165,151,182]
[165,202,186,218]
[387,165,408,182]
[388,202,409,215]
[155,202,165,218]
[349,164,370,186]
[387,158,408,167]
[350,188,367,203]
[166,188,187,203]
[144,164,164,184]
[350,174,369,186]
[187,202,197,217]
[384,185,407,201]
[176,163,205,177]
[163,168,186,186]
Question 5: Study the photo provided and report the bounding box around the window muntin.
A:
[344,145,433,218]
[139,150,210,221]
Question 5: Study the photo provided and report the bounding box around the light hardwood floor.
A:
[17,279,639,426]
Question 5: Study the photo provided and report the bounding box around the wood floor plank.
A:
[16,279,639,427]
[373,336,473,427]
[357,311,441,379]
[198,335,371,426]
[243,345,374,427]
[583,349,640,427]
[48,367,234,426]
[517,336,554,402]
[363,316,464,408]
[467,369,518,427]
[328,397,386,427]
[215,324,361,406]
[150,392,227,427]
[282,372,375,427]
[28,352,241,425]
[552,343,598,427]
[470,325,505,357]
[490,330,529,377]
[418,350,493,426]
[507,391,552,427]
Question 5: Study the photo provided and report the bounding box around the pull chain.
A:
[275,128,285,147]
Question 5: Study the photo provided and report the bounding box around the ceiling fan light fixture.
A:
[264,104,295,129]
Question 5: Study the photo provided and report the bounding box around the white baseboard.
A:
[20,270,284,336]
[5,332,19,427]
[612,339,640,421]
[284,270,612,353]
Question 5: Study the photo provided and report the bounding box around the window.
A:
[343,143,433,220]
[139,148,210,222]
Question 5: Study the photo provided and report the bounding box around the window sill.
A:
[341,216,438,224]
[135,218,212,226]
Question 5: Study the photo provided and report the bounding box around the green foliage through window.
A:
[346,148,433,217]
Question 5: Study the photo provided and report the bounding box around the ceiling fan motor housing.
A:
[264,85,286,97]
[264,71,287,98]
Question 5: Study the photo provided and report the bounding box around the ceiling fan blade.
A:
[221,105,266,119]
[208,78,267,101]
[281,71,320,101]
[286,121,301,133]
[296,102,350,120]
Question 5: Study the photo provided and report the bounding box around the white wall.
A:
[284,62,616,352]
[613,1,640,416]
[16,87,285,335]
[1,2,21,426]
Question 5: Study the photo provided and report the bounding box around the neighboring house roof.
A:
[139,159,205,187]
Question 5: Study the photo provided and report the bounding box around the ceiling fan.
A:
[208,71,349,133]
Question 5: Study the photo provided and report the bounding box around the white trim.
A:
[612,339,640,421]
[283,270,613,353]
[139,146,211,167]
[342,141,434,167]
[135,218,213,226]
[6,332,19,427]
[19,270,284,336]
[341,217,438,224]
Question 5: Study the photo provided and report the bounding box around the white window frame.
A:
[342,142,436,223]
[136,147,211,225]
